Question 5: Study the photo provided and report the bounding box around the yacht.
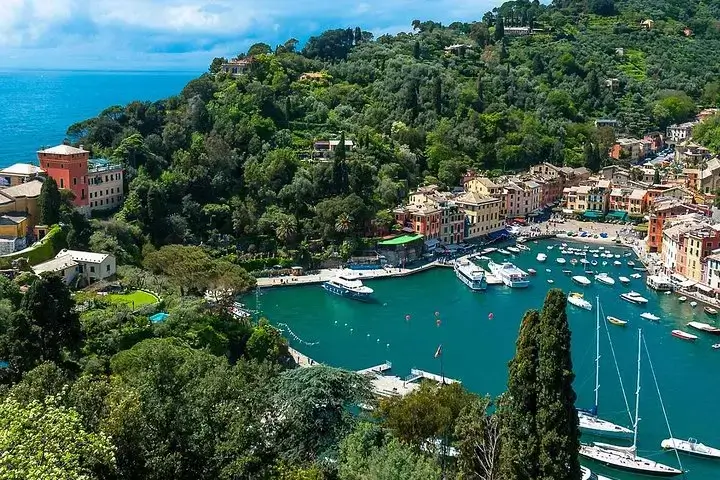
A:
[537,253,547,262]
[647,275,673,292]
[641,312,661,322]
[454,259,487,291]
[488,261,530,288]
[661,438,720,459]
[572,275,591,286]
[620,291,648,305]
[568,292,592,310]
[323,275,374,300]
[687,321,720,335]
[595,273,615,286]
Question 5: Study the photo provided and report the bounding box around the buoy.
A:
[344,323,347,327]
[436,319,442,327]
[405,314,411,321]
[377,338,380,342]
[386,343,390,348]
[435,311,440,317]
[334,321,337,324]
[488,312,494,320]
[350,328,353,333]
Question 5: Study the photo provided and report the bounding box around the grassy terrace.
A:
[107,290,159,309]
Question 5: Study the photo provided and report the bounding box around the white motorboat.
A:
[630,273,642,279]
[591,260,598,266]
[562,269,572,275]
[573,275,591,286]
[595,273,615,286]
[641,312,660,322]
[547,245,554,250]
[537,253,547,262]
[557,257,567,264]
[678,296,687,302]
[571,258,578,265]
[488,261,530,288]
[454,259,487,291]
[507,246,520,254]
[614,254,621,259]
[661,438,720,459]
[627,260,635,266]
[579,297,633,439]
[620,291,648,305]
[619,276,630,284]
[687,321,720,335]
[580,258,589,264]
[593,253,599,258]
[613,261,622,266]
[599,246,605,250]
[548,279,554,284]
[517,244,530,251]
[602,261,608,266]
[568,292,592,310]
[579,331,684,477]
[545,268,551,273]
[498,249,511,255]
[323,276,374,300]
[527,268,537,275]
[690,301,698,307]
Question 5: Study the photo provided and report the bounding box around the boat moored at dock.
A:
[488,261,530,288]
[323,276,374,300]
[704,306,718,316]
[453,259,487,291]
[661,438,720,459]
[620,291,648,305]
[687,321,720,335]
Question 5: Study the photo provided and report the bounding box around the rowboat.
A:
[661,437,720,459]
[687,321,720,335]
[641,312,660,321]
[607,316,627,326]
[671,329,698,341]
[704,306,718,316]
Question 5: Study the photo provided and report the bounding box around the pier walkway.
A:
[257,262,439,288]
[357,361,392,375]
[408,368,461,385]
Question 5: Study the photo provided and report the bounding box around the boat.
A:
[547,245,554,250]
[579,330,684,477]
[322,275,374,300]
[647,275,673,292]
[691,301,698,308]
[620,292,649,305]
[607,316,627,326]
[599,246,605,250]
[595,273,615,286]
[686,321,720,335]
[573,275,591,286]
[630,273,642,279]
[613,261,622,266]
[704,306,718,316]
[562,269,572,275]
[619,276,630,284]
[585,270,595,275]
[545,268,551,273]
[593,253,599,258]
[556,257,567,264]
[614,254,621,259]
[713,343,720,349]
[527,268,537,275]
[488,261,530,288]
[627,261,635,267]
[498,249,511,255]
[634,267,648,272]
[661,438,720,459]
[571,258,578,266]
[517,244,530,251]
[678,296,687,302]
[591,260,598,266]
[453,259,488,291]
[507,246,520,254]
[602,261,608,266]
[580,258,589,265]
[568,292,592,310]
[548,279,554,284]
[578,298,633,439]
[671,329,698,341]
[641,312,660,322]
[537,253,547,262]
[562,243,568,248]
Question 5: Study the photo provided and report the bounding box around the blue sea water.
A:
[0,70,199,166]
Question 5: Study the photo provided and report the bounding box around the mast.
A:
[632,328,642,453]
[594,296,600,414]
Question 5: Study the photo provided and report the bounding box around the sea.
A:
[248,239,720,480]
[0,70,199,166]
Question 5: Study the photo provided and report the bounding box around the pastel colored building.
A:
[454,192,503,239]
[32,249,117,285]
[37,144,89,207]
[87,159,124,211]
[0,163,44,187]
[0,180,43,229]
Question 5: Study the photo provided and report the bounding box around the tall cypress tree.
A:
[413,41,421,60]
[500,310,540,480]
[38,177,62,225]
[333,132,348,194]
[494,16,505,41]
[433,76,442,115]
[536,289,581,480]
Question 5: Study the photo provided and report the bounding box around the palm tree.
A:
[335,213,353,234]
[275,215,297,246]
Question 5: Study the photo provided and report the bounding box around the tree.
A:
[455,396,502,480]
[536,289,581,480]
[653,168,661,185]
[652,91,696,128]
[247,42,272,56]
[333,132,349,194]
[433,76,442,115]
[245,319,288,363]
[354,26,362,45]
[532,53,544,75]
[38,177,62,225]
[499,310,540,480]
[584,141,601,172]
[209,57,226,73]
[413,41,420,59]
[586,70,600,98]
[494,16,505,41]
[0,394,116,479]
[335,213,353,234]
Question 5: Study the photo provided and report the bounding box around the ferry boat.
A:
[661,438,720,459]
[620,291,648,305]
[568,292,592,310]
[595,273,615,286]
[686,321,720,335]
[488,261,530,288]
[323,275,374,300]
[671,329,697,341]
[641,312,660,322]
[647,275,673,292]
[453,259,487,291]
[536,253,547,262]
[572,275,591,286]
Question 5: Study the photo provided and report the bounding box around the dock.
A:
[357,361,392,375]
[288,346,317,367]
[369,375,420,397]
[408,368,461,385]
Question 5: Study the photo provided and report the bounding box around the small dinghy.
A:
[602,261,608,266]
[545,268,551,273]
[547,279,554,284]
[607,316,627,326]
[591,260,598,266]
[713,343,720,349]
[691,301,698,308]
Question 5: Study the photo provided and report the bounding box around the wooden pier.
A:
[408,368,461,385]
[357,361,392,375]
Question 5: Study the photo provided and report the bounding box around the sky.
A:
[0,0,501,71]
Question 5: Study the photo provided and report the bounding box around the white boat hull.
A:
[580,444,682,477]
[661,438,720,459]
[578,411,633,438]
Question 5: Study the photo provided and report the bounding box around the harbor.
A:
[251,236,720,480]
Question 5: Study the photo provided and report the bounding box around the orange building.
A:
[37,144,89,207]
[646,198,709,252]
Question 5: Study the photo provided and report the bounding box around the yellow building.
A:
[0,180,43,229]
[454,192,503,239]
[0,163,45,186]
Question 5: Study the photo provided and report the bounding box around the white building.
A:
[704,251,720,290]
[87,159,124,211]
[32,249,116,285]
[31,255,79,284]
[666,122,695,144]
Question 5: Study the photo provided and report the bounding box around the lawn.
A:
[107,290,159,309]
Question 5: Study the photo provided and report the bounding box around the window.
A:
[73,177,77,185]
[105,175,108,182]
[60,179,64,188]
[81,189,85,200]
[90,266,95,273]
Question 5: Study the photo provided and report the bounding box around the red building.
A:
[37,144,90,207]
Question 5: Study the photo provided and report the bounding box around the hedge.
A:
[0,224,67,268]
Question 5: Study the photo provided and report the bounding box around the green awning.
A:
[377,234,424,246]
[607,210,627,220]
[583,210,605,219]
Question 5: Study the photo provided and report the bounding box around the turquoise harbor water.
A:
[0,70,198,165]
[250,239,720,479]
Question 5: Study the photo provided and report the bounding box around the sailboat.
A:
[578,298,633,439]
[580,329,684,477]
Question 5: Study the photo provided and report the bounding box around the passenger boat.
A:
[453,259,488,291]
[498,249,511,255]
[323,275,374,300]
[686,321,720,335]
[691,301,698,307]
[647,275,673,292]
[627,260,635,266]
[704,306,718,316]
[527,268,537,275]
[641,312,660,322]
[536,253,547,262]
[507,246,520,254]
[661,438,720,459]
[613,261,622,266]
[488,261,530,288]
[607,316,627,326]
[580,331,683,477]
[568,292,592,310]
[620,291,649,305]
[678,296,687,302]
[595,273,615,286]
[556,257,566,264]
[671,329,698,341]
[619,276,630,284]
[573,275,591,286]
